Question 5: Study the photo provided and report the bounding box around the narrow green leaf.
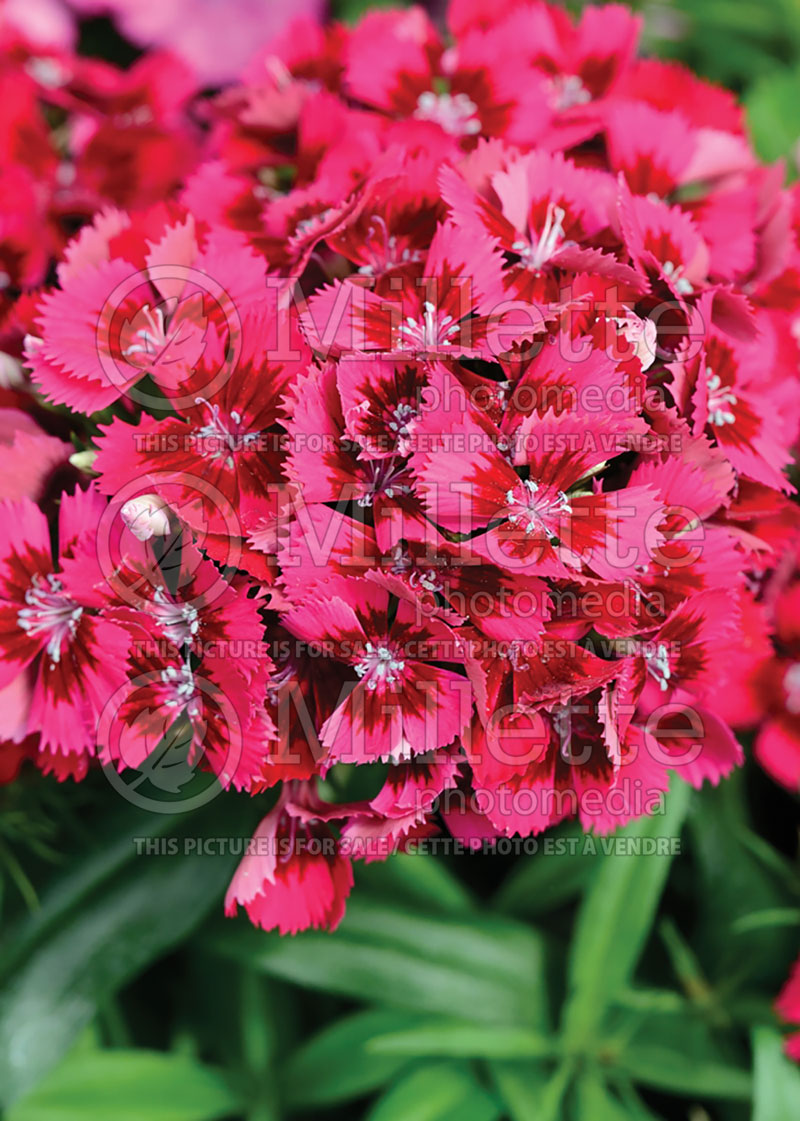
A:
[659,917,713,1004]
[753,1027,800,1121]
[283,1010,421,1108]
[602,1003,750,1101]
[614,988,688,1015]
[562,781,690,1049]
[488,1060,551,1121]
[0,803,183,984]
[355,852,476,915]
[437,1096,500,1121]
[732,908,800,934]
[535,1060,575,1121]
[574,1070,635,1120]
[366,1063,496,1121]
[211,899,548,1028]
[610,1079,665,1121]
[493,823,595,917]
[238,972,280,1121]
[367,1020,553,1060]
[747,67,800,168]
[0,800,254,1106]
[5,1050,240,1121]
[613,1043,751,1100]
[738,828,800,896]
[688,779,797,988]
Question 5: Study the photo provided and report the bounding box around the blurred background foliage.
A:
[598,0,800,170]
[1,760,799,1119]
[3,1,800,1119]
[337,0,800,173]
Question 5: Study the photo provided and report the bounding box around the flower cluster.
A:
[2,0,800,954]
[0,21,201,327]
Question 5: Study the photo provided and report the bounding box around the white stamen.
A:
[17,573,83,665]
[783,663,800,714]
[705,367,738,427]
[547,74,591,111]
[193,398,260,462]
[152,586,200,647]
[643,642,672,692]
[356,215,425,277]
[123,304,169,359]
[505,479,572,540]
[161,661,199,711]
[387,401,417,435]
[397,301,461,353]
[514,202,567,272]
[408,568,444,595]
[662,260,693,295]
[413,90,481,137]
[506,642,530,673]
[354,641,406,691]
[356,458,412,508]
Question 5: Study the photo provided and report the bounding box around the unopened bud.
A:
[121,494,171,541]
[0,351,24,388]
[69,449,98,474]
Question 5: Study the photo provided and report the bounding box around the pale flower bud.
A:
[0,351,24,388]
[121,494,171,541]
[69,450,98,475]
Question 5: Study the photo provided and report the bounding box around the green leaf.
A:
[493,823,595,917]
[533,1060,574,1121]
[614,988,688,1015]
[488,1060,551,1121]
[439,1102,500,1121]
[283,1010,421,1108]
[738,828,800,896]
[367,1019,553,1060]
[753,1026,800,1121]
[0,803,182,984]
[211,899,548,1029]
[747,67,800,168]
[238,972,280,1121]
[606,1080,665,1121]
[574,1071,635,1120]
[658,918,717,1008]
[613,1041,751,1100]
[732,908,800,934]
[562,781,690,1049]
[335,0,409,23]
[688,778,797,989]
[604,1006,751,1101]
[356,852,476,915]
[0,799,255,1106]
[366,1063,498,1121]
[5,1050,240,1121]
